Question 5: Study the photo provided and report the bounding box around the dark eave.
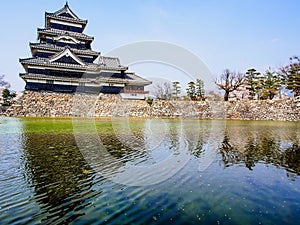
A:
[30,43,100,58]
[20,73,130,85]
[20,57,91,71]
[38,28,94,42]
[45,14,87,31]
[46,13,87,24]
[19,57,127,72]
[126,73,152,86]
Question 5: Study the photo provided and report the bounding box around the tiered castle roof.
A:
[45,2,88,29]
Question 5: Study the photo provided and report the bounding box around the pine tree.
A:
[195,79,205,100]
[245,68,260,100]
[287,58,300,97]
[260,70,280,100]
[172,81,181,100]
[2,88,16,106]
[280,56,300,97]
[186,81,196,100]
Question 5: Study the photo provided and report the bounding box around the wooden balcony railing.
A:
[123,89,149,94]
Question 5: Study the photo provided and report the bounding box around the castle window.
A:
[46,80,54,84]
[63,25,71,31]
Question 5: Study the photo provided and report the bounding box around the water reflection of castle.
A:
[22,132,93,223]
[19,3,151,99]
[22,124,147,223]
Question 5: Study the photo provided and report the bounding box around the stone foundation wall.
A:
[4,91,300,121]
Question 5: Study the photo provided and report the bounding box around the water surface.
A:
[0,117,299,224]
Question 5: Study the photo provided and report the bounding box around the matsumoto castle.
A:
[20,3,151,99]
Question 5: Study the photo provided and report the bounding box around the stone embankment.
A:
[4,91,300,121]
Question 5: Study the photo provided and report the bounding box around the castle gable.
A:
[49,48,85,66]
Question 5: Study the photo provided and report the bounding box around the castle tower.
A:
[20,3,151,98]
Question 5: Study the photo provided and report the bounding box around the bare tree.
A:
[215,69,245,101]
[207,90,223,101]
[153,82,172,100]
[0,75,11,88]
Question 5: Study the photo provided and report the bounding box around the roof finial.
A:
[65,1,69,7]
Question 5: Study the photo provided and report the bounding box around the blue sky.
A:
[1,0,300,91]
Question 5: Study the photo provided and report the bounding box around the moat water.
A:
[0,117,299,225]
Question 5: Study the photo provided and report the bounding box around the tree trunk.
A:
[295,88,300,98]
[249,90,254,100]
[224,91,229,101]
[279,88,282,99]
